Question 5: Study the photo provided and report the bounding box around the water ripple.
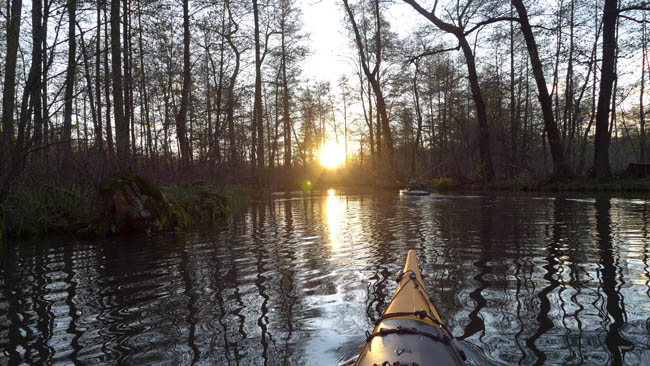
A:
[1,192,650,365]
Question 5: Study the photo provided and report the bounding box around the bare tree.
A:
[511,0,573,180]
[592,0,617,180]
[343,0,395,170]
[253,0,263,169]
[403,0,496,180]
[111,0,129,168]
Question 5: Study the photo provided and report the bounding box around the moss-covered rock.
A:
[99,172,165,233]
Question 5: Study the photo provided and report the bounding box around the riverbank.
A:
[425,176,650,194]
[0,173,248,243]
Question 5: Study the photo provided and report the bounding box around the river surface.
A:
[1,191,650,365]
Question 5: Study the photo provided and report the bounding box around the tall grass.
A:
[1,185,96,240]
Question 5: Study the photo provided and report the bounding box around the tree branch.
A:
[618,14,650,23]
[464,16,520,35]
[406,44,460,64]
[403,0,461,34]
[618,4,650,13]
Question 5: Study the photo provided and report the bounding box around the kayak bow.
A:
[354,250,466,366]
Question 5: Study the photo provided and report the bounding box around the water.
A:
[1,191,650,365]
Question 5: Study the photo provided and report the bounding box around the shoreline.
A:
[0,174,248,244]
[3,175,649,245]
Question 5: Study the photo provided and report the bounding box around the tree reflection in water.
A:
[596,198,633,364]
[1,192,650,365]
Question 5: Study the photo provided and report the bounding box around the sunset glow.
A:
[319,140,345,169]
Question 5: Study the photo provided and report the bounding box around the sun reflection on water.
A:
[325,192,343,250]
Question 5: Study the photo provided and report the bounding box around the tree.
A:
[137,0,151,158]
[221,0,241,164]
[343,0,395,170]
[592,0,617,180]
[339,75,351,165]
[511,0,574,180]
[1,0,23,175]
[95,0,104,156]
[176,0,192,168]
[410,58,424,176]
[63,0,77,155]
[641,12,647,163]
[276,0,308,171]
[32,0,44,156]
[104,2,115,160]
[402,0,495,180]
[77,19,101,155]
[253,0,263,169]
[111,0,129,168]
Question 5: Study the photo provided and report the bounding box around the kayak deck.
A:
[354,250,466,366]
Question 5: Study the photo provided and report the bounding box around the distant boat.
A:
[400,188,430,196]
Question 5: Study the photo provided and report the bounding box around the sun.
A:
[319,140,345,169]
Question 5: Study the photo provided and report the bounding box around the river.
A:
[1,191,649,365]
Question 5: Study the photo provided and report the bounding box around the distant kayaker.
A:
[407,179,421,190]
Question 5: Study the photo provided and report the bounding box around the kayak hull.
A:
[354,250,465,366]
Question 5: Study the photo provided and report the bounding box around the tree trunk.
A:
[138,1,152,158]
[281,34,292,170]
[104,3,115,160]
[364,77,374,163]
[343,0,394,170]
[577,0,601,174]
[206,59,213,163]
[512,0,573,180]
[358,71,374,164]
[458,37,495,179]
[253,0,264,170]
[411,62,424,176]
[123,0,135,157]
[95,0,104,155]
[77,21,100,154]
[212,12,225,164]
[641,14,647,163]
[2,0,22,167]
[224,0,240,164]
[341,78,348,165]
[509,5,517,176]
[593,0,617,180]
[375,84,381,163]
[32,0,44,156]
[552,1,563,143]
[562,0,575,159]
[175,0,192,168]
[111,0,128,168]
[42,0,50,162]
[63,0,77,154]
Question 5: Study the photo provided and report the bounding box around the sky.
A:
[299,0,354,87]
[299,0,418,88]
[297,0,429,148]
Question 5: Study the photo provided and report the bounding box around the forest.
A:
[1,0,650,199]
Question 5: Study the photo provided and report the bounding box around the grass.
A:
[0,185,95,241]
